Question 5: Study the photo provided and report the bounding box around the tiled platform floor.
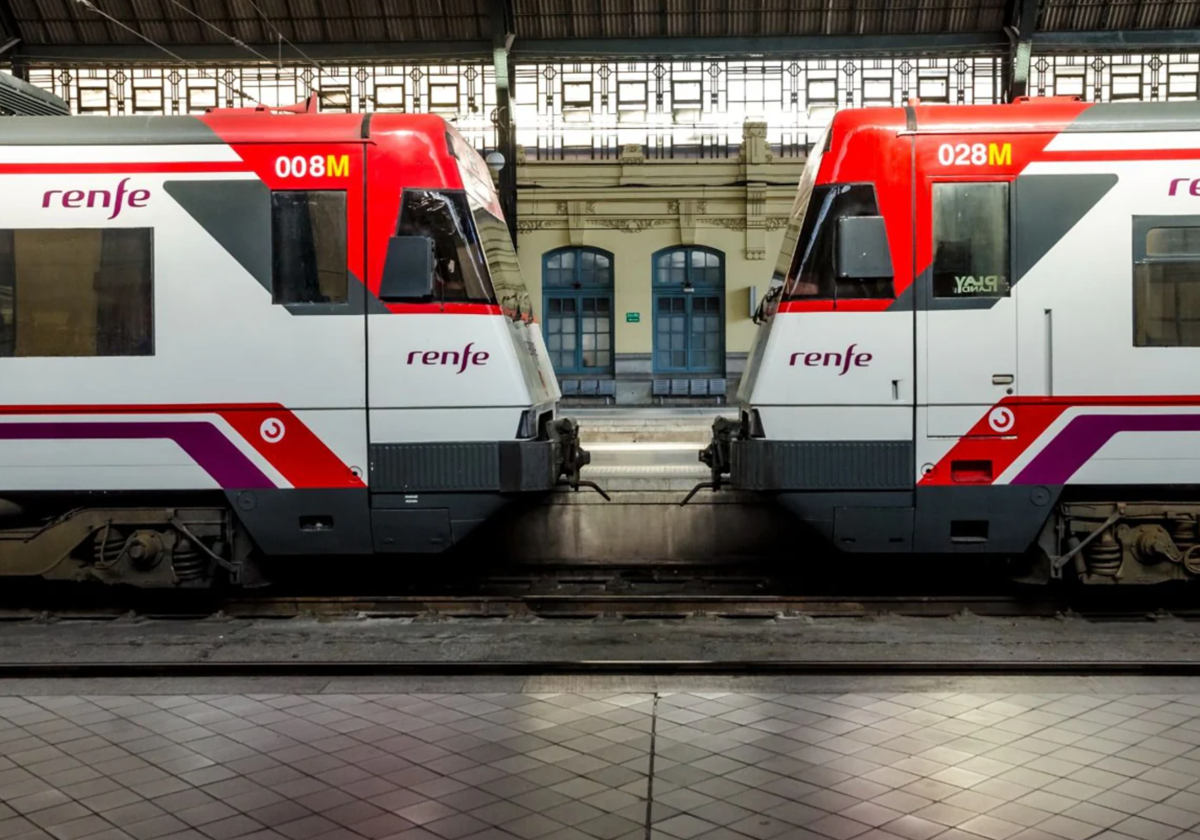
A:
[3,686,1200,840]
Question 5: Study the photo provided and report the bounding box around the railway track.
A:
[0,564,1195,620]
[3,659,1200,677]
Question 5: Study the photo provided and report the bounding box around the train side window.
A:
[271,190,348,305]
[784,184,892,301]
[0,228,153,358]
[932,182,1010,298]
[396,189,494,304]
[1134,225,1200,347]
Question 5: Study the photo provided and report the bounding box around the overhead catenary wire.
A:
[242,0,329,79]
[71,0,267,108]
[163,0,275,64]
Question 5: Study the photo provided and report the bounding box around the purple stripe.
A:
[0,421,274,489]
[1013,413,1200,485]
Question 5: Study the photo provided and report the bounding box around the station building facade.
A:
[515,121,804,404]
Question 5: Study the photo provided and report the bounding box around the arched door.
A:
[542,247,615,375]
[652,246,725,375]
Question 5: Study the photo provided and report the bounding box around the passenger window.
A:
[1134,224,1200,347]
[932,182,1010,298]
[396,189,494,304]
[0,228,153,357]
[784,184,892,301]
[271,191,348,305]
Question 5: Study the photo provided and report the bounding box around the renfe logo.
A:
[789,344,873,376]
[407,342,490,375]
[43,178,150,220]
[1169,178,1200,197]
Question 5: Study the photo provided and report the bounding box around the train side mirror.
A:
[836,216,893,279]
[380,235,435,301]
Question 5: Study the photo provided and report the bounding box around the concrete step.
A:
[572,409,732,444]
[583,428,713,443]
[579,443,710,490]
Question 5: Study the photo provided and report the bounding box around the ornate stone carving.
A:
[765,216,790,231]
[594,218,672,233]
[559,200,596,215]
[740,120,774,165]
[619,143,645,163]
[517,219,568,232]
[702,217,747,231]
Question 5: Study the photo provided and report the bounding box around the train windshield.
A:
[783,183,888,301]
[396,189,494,304]
[771,123,891,302]
[445,128,532,318]
[470,204,530,318]
[769,123,829,294]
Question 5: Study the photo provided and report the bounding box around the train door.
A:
[918,161,1017,443]
[211,141,372,555]
[262,142,369,468]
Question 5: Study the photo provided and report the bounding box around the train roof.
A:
[830,97,1200,138]
[0,110,457,147]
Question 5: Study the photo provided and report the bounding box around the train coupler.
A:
[550,417,609,500]
[683,416,742,506]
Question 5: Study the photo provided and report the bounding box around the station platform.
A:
[3,676,1200,840]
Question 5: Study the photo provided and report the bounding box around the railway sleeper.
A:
[0,502,262,588]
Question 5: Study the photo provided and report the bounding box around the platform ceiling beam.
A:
[7,29,1200,65]
[8,39,495,63]
[490,0,518,246]
[1033,28,1200,50]
[1005,0,1040,100]
[512,32,1013,58]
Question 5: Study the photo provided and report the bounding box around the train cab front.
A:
[689,110,911,557]
[355,118,601,554]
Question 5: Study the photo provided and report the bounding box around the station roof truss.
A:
[0,0,1198,66]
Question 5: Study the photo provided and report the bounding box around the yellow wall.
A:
[516,123,807,362]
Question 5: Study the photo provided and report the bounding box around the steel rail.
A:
[0,592,1188,621]
[3,660,1200,678]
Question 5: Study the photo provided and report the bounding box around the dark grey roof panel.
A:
[1066,101,1200,133]
[0,115,222,144]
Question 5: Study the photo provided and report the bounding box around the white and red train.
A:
[0,105,588,586]
[703,96,1200,584]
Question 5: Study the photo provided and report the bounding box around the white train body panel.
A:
[728,99,1200,559]
[0,112,574,558]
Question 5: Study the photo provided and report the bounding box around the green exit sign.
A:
[626,312,640,323]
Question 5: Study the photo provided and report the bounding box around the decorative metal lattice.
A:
[517,57,1006,160]
[1028,53,1200,103]
[21,63,500,152]
[12,52,1200,159]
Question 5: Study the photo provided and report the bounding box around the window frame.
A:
[394,187,497,306]
[922,175,1016,311]
[542,246,615,376]
[651,246,726,376]
[781,182,893,303]
[1132,214,1200,348]
[0,226,155,358]
[270,188,352,312]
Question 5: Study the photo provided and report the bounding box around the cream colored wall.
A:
[515,122,807,361]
